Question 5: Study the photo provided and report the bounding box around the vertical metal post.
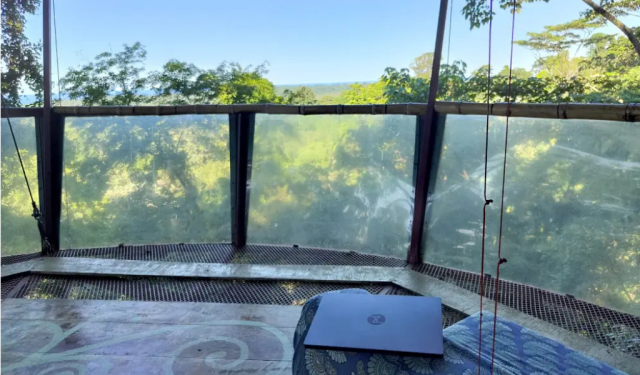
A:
[34,117,45,215]
[229,113,255,247]
[408,0,450,264]
[49,113,65,252]
[412,116,424,188]
[43,0,51,113]
[41,0,55,254]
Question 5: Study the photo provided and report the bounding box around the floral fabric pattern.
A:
[292,289,627,375]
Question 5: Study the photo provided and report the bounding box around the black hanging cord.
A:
[53,0,72,249]
[2,104,53,254]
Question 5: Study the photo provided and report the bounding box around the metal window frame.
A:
[229,113,255,247]
[37,112,65,254]
[408,112,447,263]
[407,0,450,264]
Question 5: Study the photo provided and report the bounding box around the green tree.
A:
[1,0,43,106]
[341,81,386,104]
[150,60,281,105]
[216,62,280,104]
[282,86,317,104]
[583,30,640,73]
[497,65,532,79]
[382,68,430,103]
[437,61,470,101]
[61,42,149,105]
[150,60,204,105]
[462,0,640,60]
[409,52,435,78]
[532,51,584,79]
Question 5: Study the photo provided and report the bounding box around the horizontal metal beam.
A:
[1,107,44,118]
[438,102,640,122]
[27,102,638,122]
[2,103,638,122]
[51,104,428,116]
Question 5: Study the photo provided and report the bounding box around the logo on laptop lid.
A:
[367,314,386,325]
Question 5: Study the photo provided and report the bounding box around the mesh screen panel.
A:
[8,275,466,329]
[52,244,407,267]
[2,275,26,299]
[11,275,386,305]
[413,263,640,358]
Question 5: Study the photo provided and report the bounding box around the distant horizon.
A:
[19,81,377,104]
[275,81,376,87]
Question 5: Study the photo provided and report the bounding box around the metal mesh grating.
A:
[231,245,407,267]
[53,244,235,264]
[2,275,26,299]
[413,263,640,358]
[11,275,386,306]
[440,306,468,329]
[1,252,41,266]
[52,244,407,267]
[387,286,419,296]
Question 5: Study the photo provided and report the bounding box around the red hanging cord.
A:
[489,0,517,374]
[478,0,495,372]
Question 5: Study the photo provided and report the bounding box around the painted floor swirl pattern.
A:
[1,299,301,374]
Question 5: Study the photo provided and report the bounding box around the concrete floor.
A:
[1,299,301,374]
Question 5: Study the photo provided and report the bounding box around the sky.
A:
[23,0,632,87]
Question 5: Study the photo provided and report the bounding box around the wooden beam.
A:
[38,102,638,122]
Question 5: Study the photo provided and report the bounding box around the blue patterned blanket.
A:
[293,289,627,375]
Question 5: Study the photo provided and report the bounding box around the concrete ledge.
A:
[30,257,402,283]
[1,260,37,278]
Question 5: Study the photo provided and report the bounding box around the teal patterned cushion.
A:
[293,289,627,375]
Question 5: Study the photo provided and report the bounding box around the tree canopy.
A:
[462,0,640,60]
[1,0,42,106]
